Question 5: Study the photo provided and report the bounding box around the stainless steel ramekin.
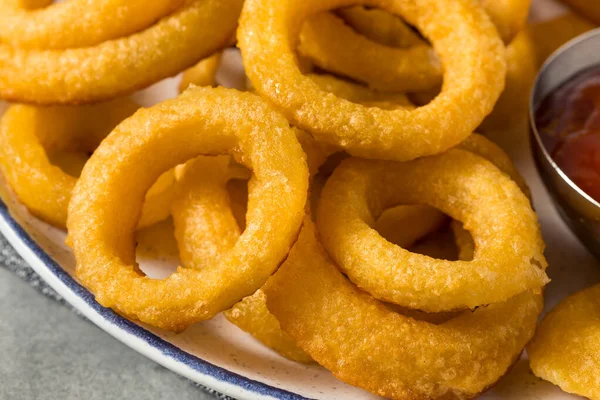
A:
[530,28,600,258]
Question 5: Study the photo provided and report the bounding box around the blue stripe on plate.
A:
[0,199,311,400]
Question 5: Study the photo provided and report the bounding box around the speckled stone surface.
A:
[0,234,228,400]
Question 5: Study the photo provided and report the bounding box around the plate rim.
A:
[0,199,312,400]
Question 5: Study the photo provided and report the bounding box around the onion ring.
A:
[0,100,175,229]
[480,0,532,44]
[67,87,308,331]
[264,218,543,399]
[317,148,546,311]
[527,283,600,399]
[0,0,183,49]
[308,73,414,110]
[0,0,243,105]
[171,130,330,360]
[336,6,425,48]
[298,12,442,93]
[298,0,529,93]
[239,0,506,160]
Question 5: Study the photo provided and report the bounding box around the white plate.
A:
[1,2,599,398]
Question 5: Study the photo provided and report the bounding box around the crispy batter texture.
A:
[308,73,414,109]
[528,12,596,68]
[172,131,332,362]
[67,88,308,331]
[480,0,531,44]
[299,12,442,92]
[172,156,241,270]
[0,100,176,229]
[458,134,531,199]
[0,0,183,49]
[264,219,543,400]
[225,290,314,364]
[528,284,600,400]
[298,0,527,93]
[317,149,547,311]
[0,0,243,104]
[336,6,425,48]
[179,52,223,92]
[240,0,506,160]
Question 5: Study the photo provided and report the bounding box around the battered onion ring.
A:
[171,130,330,362]
[298,0,528,94]
[0,100,175,229]
[317,148,547,312]
[480,0,532,44]
[337,1,529,46]
[458,133,531,200]
[308,73,414,110]
[67,87,308,331]
[336,6,425,48]
[0,0,243,105]
[528,284,600,399]
[179,52,223,92]
[298,12,442,92]
[239,0,506,160]
[264,219,543,400]
[0,0,183,49]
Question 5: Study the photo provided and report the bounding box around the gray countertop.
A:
[0,251,221,400]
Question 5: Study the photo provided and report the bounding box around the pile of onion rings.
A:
[67,87,308,331]
[0,0,563,398]
[0,100,176,229]
[0,0,243,104]
[239,0,507,160]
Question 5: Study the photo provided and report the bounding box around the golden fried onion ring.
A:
[0,0,243,104]
[336,6,425,48]
[298,12,442,92]
[171,131,331,361]
[67,87,308,331]
[528,284,600,399]
[0,100,175,229]
[0,0,183,49]
[298,0,529,93]
[264,219,543,399]
[317,148,547,311]
[240,0,506,160]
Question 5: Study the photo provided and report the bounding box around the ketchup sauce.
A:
[536,66,600,202]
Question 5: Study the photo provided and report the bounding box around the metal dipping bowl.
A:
[530,28,600,258]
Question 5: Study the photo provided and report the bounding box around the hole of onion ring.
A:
[134,173,250,280]
[410,226,459,262]
[297,6,442,107]
[374,204,449,250]
[135,218,181,280]
[227,178,248,231]
[46,150,90,178]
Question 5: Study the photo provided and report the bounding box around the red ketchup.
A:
[536,66,600,203]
